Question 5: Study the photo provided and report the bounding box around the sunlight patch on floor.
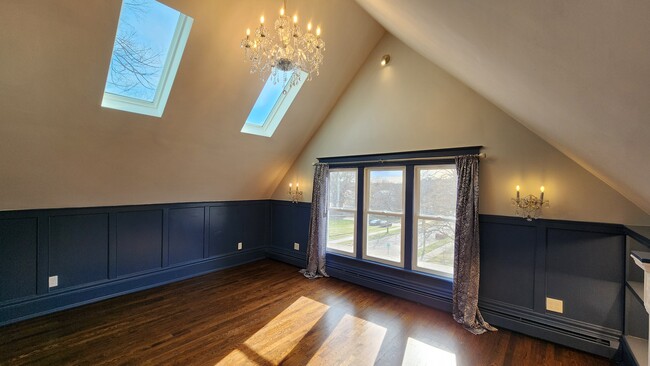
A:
[216,296,329,365]
[402,337,456,366]
[307,314,387,366]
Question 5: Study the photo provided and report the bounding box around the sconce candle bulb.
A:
[288,182,303,203]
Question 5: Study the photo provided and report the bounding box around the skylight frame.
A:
[101,2,193,118]
[241,70,308,137]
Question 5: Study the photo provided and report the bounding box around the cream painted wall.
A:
[272,34,650,225]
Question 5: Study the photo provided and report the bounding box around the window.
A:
[413,165,457,276]
[101,0,193,117]
[241,69,308,137]
[363,167,406,266]
[322,148,470,279]
[326,169,357,255]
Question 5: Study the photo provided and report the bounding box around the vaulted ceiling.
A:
[0,0,383,210]
[355,0,650,214]
[1,0,648,215]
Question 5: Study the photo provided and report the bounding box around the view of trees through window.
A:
[327,170,357,253]
[326,163,458,277]
[105,0,180,102]
[415,166,457,275]
[366,169,404,263]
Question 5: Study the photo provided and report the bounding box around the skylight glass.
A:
[101,0,193,117]
[241,69,308,137]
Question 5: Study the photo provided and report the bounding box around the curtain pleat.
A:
[301,163,330,279]
[452,155,496,334]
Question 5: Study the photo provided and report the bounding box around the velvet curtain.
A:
[452,155,496,334]
[301,163,330,279]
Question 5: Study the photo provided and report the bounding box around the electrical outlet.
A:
[294,242,300,251]
[237,242,243,250]
[48,275,58,288]
[546,297,563,313]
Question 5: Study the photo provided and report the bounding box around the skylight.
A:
[101,0,193,117]
[241,69,308,137]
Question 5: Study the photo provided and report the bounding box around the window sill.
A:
[326,251,453,285]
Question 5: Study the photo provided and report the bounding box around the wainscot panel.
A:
[269,201,627,358]
[268,200,310,267]
[479,221,536,309]
[168,207,205,265]
[0,200,270,326]
[545,228,624,331]
[116,210,163,276]
[49,214,109,290]
[0,218,38,303]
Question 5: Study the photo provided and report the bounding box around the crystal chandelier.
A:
[240,0,325,86]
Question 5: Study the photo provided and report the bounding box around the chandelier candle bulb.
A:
[260,16,264,24]
[280,8,285,16]
[293,15,298,24]
[316,27,321,36]
[540,186,545,202]
[307,22,312,32]
[516,185,520,200]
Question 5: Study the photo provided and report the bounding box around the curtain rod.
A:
[313,153,486,166]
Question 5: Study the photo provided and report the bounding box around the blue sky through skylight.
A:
[104,0,181,102]
[246,70,295,126]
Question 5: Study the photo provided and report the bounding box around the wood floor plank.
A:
[0,259,613,365]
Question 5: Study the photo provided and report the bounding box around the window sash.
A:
[363,167,406,266]
[412,165,457,277]
[326,169,358,257]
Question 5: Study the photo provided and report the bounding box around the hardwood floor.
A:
[0,260,612,365]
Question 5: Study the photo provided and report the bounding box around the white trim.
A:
[101,13,194,118]
[326,168,358,257]
[241,70,308,137]
[363,167,406,267]
[412,165,457,277]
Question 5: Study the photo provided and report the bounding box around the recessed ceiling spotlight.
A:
[380,54,390,66]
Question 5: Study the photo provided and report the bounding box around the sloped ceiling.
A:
[355,0,650,213]
[0,0,383,210]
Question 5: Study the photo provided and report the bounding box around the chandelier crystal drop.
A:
[240,0,325,86]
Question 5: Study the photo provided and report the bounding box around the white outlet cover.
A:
[48,275,58,288]
[294,242,300,250]
[237,242,243,250]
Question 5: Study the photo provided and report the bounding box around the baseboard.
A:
[480,304,619,358]
[266,246,306,268]
[0,248,266,326]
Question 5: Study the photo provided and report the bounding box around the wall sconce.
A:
[380,54,391,66]
[289,182,303,203]
[511,185,549,221]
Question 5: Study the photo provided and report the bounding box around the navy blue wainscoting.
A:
[0,217,38,302]
[0,201,271,326]
[267,200,311,267]
[268,201,626,358]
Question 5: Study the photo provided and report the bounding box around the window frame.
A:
[101,6,193,118]
[412,164,457,277]
[326,168,358,257]
[362,166,407,267]
[241,70,308,137]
